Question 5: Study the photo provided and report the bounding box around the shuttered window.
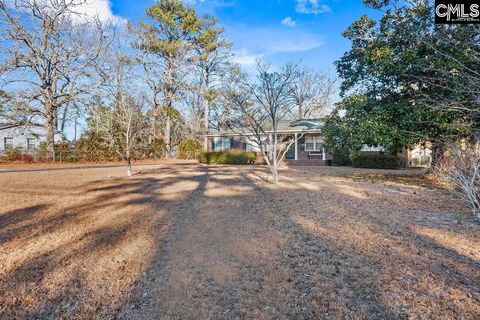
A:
[4,137,13,150]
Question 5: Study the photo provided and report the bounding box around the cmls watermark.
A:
[435,1,480,24]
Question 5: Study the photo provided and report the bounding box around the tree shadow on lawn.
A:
[119,166,479,319]
[0,164,209,318]
[0,164,478,319]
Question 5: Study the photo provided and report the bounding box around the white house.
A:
[0,124,63,154]
[361,143,432,167]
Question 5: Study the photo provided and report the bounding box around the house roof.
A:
[207,118,324,137]
[0,123,18,131]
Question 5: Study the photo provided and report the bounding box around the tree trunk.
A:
[203,97,209,151]
[272,133,278,184]
[126,157,132,177]
[45,99,56,161]
[430,140,444,170]
[165,114,172,158]
[405,147,410,169]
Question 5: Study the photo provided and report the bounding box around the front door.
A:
[286,143,295,160]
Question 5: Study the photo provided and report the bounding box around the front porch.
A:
[284,133,331,166]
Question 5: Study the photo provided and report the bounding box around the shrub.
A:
[246,151,257,164]
[2,148,34,162]
[352,153,404,169]
[75,131,117,162]
[56,142,78,162]
[331,148,351,166]
[144,138,166,159]
[178,139,203,160]
[199,150,257,165]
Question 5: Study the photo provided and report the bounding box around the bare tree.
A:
[90,35,149,177]
[436,137,480,221]
[0,0,108,159]
[226,61,300,183]
[290,67,336,119]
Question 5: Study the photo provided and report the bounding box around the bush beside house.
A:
[331,148,352,166]
[352,153,405,169]
[178,139,203,160]
[199,150,257,165]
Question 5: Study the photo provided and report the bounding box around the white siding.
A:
[0,126,62,153]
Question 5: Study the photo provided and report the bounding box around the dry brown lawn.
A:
[0,162,478,319]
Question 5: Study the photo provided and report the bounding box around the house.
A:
[0,124,63,155]
[206,119,331,166]
[361,143,432,168]
[207,118,433,167]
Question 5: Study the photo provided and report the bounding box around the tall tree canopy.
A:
[0,0,108,159]
[326,0,480,158]
[137,0,203,157]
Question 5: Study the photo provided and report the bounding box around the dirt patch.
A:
[1,164,478,319]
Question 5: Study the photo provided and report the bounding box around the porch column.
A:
[322,147,326,161]
[294,133,298,160]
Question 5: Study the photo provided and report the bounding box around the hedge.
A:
[178,139,203,160]
[331,148,351,166]
[352,153,405,169]
[199,150,257,165]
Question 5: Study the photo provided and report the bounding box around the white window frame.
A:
[27,138,36,150]
[305,136,322,152]
[213,137,231,152]
[4,137,13,150]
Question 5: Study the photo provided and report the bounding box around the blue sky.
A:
[108,0,381,77]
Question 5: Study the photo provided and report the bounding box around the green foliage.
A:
[142,0,203,57]
[178,139,203,159]
[141,138,166,159]
[351,153,404,169]
[199,150,257,165]
[455,213,464,225]
[333,1,479,153]
[331,148,351,166]
[75,131,117,162]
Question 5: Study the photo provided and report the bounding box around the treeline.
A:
[0,0,232,165]
[0,0,334,175]
[323,0,479,218]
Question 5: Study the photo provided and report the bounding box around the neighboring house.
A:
[206,119,331,166]
[361,143,432,167]
[0,124,63,155]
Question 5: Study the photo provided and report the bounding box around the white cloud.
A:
[295,0,331,15]
[228,25,324,67]
[75,0,122,23]
[232,49,264,67]
[6,0,123,23]
[281,17,296,27]
[183,0,235,11]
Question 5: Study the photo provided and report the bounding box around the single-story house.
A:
[206,119,331,166]
[206,118,433,167]
[0,124,63,155]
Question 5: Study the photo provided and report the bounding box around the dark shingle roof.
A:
[207,118,324,136]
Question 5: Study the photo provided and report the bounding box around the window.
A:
[27,138,36,150]
[4,137,13,150]
[305,136,322,152]
[244,137,260,152]
[213,137,231,151]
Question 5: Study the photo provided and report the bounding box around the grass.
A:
[0,163,478,319]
